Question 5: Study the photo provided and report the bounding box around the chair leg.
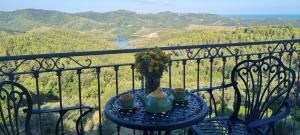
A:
[164,130,171,135]
[76,108,92,135]
[188,128,193,135]
[228,127,232,135]
[143,130,149,135]
[55,111,68,135]
[271,123,275,135]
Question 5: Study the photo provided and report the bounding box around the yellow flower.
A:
[150,60,155,65]
[166,54,171,60]
[135,64,141,69]
[156,60,160,64]
[142,55,147,59]
[148,68,153,73]
[135,49,171,75]
[155,54,160,59]
[136,69,141,73]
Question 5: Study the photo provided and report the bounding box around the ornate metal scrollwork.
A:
[186,46,241,59]
[267,41,299,54]
[55,57,92,70]
[0,59,41,75]
[0,56,92,75]
[40,58,56,71]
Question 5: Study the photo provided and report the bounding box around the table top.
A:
[104,88,208,131]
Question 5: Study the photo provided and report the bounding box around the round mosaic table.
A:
[104,88,208,134]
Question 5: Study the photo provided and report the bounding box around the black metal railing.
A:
[0,39,299,135]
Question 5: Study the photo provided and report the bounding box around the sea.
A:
[222,14,300,20]
[115,37,130,48]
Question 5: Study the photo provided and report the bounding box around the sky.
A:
[0,0,299,14]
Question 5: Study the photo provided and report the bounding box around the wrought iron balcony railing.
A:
[0,39,299,135]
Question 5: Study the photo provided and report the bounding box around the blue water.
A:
[116,37,130,48]
[222,14,300,20]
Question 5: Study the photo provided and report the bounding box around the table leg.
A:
[117,125,120,135]
[165,130,171,135]
[143,130,149,135]
[188,128,193,135]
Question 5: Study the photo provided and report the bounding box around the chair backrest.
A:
[230,56,296,123]
[0,81,32,135]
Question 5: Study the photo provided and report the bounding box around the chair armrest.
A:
[190,83,233,93]
[191,116,233,135]
[76,107,93,134]
[247,102,290,129]
[23,105,93,114]
[203,116,230,121]
[191,125,205,134]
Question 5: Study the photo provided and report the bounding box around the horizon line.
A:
[1,8,300,15]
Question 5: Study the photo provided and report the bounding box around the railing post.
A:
[33,71,43,135]
[182,60,187,89]
[96,67,102,135]
[168,62,172,89]
[130,64,136,135]
[76,69,83,132]
[56,70,65,134]
[221,57,226,116]
[114,66,119,95]
[196,58,200,96]
[131,64,135,91]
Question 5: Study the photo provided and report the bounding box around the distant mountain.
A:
[75,10,227,28]
[0,9,106,33]
[0,9,300,37]
[0,28,118,55]
[131,26,300,47]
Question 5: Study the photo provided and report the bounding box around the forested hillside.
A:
[0,28,118,56]
[131,26,300,47]
[1,9,300,38]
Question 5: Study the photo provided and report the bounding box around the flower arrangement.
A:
[135,48,171,77]
[135,48,171,93]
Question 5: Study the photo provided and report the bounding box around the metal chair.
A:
[0,80,92,135]
[0,81,33,135]
[25,105,93,135]
[190,56,296,135]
